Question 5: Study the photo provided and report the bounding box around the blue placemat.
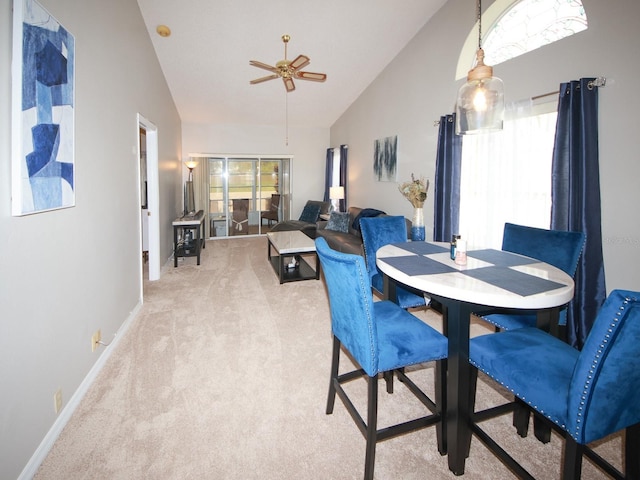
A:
[467,249,538,267]
[381,255,458,276]
[392,242,449,256]
[461,266,567,297]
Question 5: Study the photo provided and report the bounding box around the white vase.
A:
[411,207,425,241]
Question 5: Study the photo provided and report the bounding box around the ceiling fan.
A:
[249,34,327,92]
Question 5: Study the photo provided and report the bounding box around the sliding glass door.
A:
[201,155,291,238]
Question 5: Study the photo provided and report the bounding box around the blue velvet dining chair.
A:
[315,237,448,480]
[480,222,586,333]
[468,289,640,479]
[360,216,427,309]
[476,223,586,443]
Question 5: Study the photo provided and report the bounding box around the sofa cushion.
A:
[316,228,364,255]
[299,203,321,223]
[325,211,350,233]
[352,208,386,233]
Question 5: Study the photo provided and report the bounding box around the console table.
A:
[172,210,205,267]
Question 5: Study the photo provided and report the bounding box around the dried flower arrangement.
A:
[398,174,429,208]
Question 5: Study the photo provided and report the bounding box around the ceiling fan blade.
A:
[250,74,280,85]
[283,77,295,92]
[295,71,327,82]
[249,60,279,74]
[289,54,310,71]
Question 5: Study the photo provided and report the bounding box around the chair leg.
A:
[435,359,447,455]
[466,364,479,458]
[533,413,552,443]
[383,371,394,393]
[364,376,378,480]
[626,422,640,479]
[326,336,341,415]
[562,437,584,480]
[512,398,530,437]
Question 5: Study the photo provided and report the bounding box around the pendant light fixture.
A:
[455,0,504,135]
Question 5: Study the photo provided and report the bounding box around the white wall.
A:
[330,0,640,293]
[182,123,329,217]
[0,0,183,478]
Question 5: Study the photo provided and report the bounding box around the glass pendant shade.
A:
[456,48,504,135]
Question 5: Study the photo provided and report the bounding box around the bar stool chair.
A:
[479,222,585,336]
[469,289,640,479]
[360,216,428,309]
[315,237,448,480]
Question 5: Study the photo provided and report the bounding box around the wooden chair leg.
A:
[384,371,394,393]
[466,364,479,458]
[326,336,340,414]
[533,413,552,443]
[364,376,378,480]
[562,437,584,480]
[512,398,530,437]
[626,422,640,479]
[435,359,447,455]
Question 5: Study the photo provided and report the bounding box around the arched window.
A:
[456,0,587,79]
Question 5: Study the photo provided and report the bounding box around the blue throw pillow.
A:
[299,203,321,223]
[325,212,349,233]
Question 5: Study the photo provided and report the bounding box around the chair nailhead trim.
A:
[572,295,635,440]
[471,295,638,441]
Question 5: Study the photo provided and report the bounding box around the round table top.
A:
[376,241,574,309]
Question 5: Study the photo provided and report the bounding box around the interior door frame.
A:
[138,114,160,282]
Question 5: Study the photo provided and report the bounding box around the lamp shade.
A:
[455,49,504,135]
[330,186,345,200]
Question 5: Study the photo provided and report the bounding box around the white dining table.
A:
[376,241,575,476]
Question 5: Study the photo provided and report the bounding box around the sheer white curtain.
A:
[459,101,558,249]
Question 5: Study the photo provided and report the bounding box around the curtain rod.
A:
[433,116,454,127]
[434,77,607,125]
[533,77,607,101]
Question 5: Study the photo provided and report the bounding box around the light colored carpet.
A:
[35,236,621,479]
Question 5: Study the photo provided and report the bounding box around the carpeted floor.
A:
[34,236,621,479]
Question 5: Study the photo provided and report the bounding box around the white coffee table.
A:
[266,231,320,284]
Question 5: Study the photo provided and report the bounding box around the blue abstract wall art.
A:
[373,135,397,182]
[12,0,75,215]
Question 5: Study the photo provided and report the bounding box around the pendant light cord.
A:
[477,0,482,50]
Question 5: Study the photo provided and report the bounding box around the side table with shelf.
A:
[173,210,205,267]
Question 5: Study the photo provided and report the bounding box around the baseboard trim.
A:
[18,301,143,480]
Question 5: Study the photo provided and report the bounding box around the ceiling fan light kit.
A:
[455,0,504,135]
[249,34,327,93]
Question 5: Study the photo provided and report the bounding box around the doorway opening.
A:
[138,115,160,285]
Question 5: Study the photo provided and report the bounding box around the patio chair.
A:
[260,194,280,226]
[231,199,249,235]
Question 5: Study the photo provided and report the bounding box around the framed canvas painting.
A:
[12,0,75,216]
[373,135,397,182]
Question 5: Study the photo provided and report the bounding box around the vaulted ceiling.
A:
[136,0,448,128]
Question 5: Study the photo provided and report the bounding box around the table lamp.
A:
[330,186,344,212]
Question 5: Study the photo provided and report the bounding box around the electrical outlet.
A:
[91,330,101,352]
[54,389,62,414]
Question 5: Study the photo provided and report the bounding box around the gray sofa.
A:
[316,206,411,256]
